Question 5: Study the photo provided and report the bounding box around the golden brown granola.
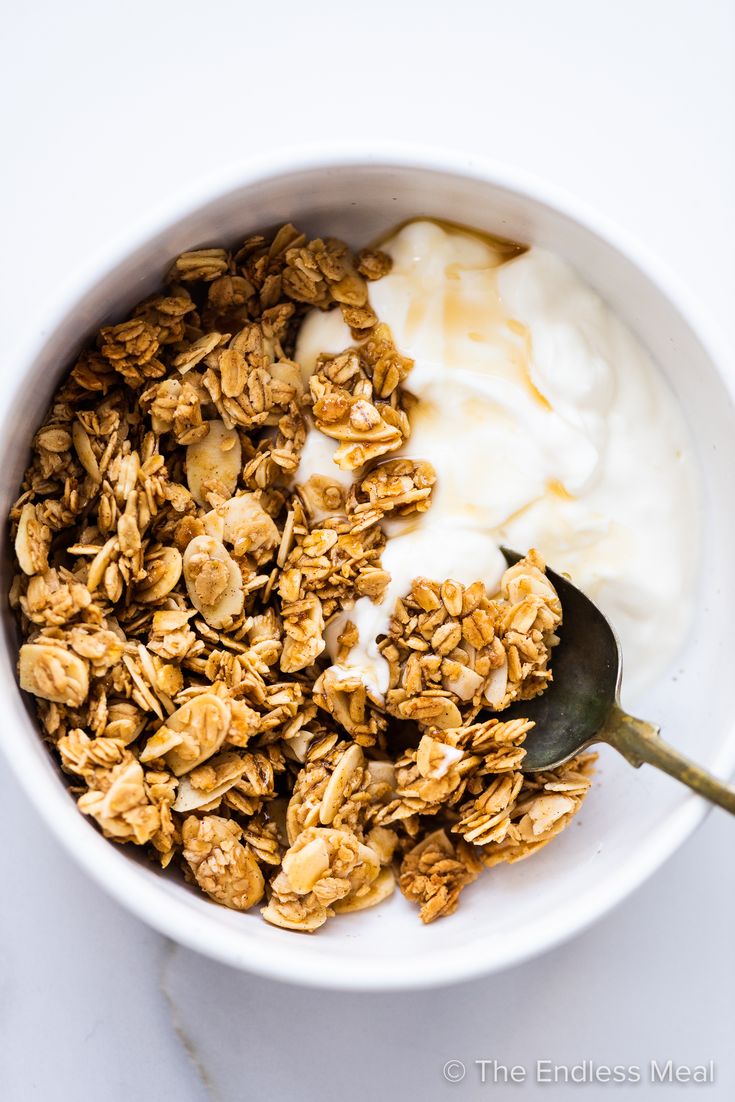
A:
[399,829,483,924]
[9,222,595,933]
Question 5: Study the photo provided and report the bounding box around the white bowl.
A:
[2,147,734,990]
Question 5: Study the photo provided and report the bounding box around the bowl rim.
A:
[3,142,734,991]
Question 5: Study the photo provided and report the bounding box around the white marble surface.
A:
[1,1,734,1099]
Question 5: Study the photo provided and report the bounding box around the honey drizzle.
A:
[370,216,528,262]
[374,216,554,417]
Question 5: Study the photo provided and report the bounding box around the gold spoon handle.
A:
[602,705,735,815]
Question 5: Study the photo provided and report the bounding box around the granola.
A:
[10,222,594,932]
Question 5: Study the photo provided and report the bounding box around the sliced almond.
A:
[319,743,364,825]
[364,825,397,864]
[135,547,182,602]
[366,760,396,790]
[269,359,304,397]
[281,835,331,894]
[19,643,88,707]
[443,664,484,702]
[283,731,313,763]
[162,693,231,776]
[261,896,328,932]
[186,420,241,506]
[203,493,279,557]
[72,420,101,481]
[333,867,396,914]
[15,503,48,576]
[484,654,509,708]
[174,773,240,813]
[183,534,244,629]
[139,725,184,763]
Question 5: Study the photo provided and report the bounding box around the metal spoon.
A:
[500,548,735,814]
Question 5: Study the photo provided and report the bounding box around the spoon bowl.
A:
[500,548,620,770]
[500,548,735,815]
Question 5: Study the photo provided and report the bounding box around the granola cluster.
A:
[10,223,594,932]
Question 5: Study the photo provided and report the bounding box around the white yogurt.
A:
[294,220,700,699]
[296,423,353,493]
